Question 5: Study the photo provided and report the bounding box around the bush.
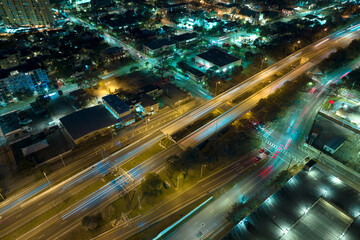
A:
[81,213,102,231]
[140,172,163,197]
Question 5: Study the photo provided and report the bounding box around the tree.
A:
[130,66,139,73]
[81,214,102,231]
[154,57,172,80]
[76,71,100,88]
[140,172,163,196]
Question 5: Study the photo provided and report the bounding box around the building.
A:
[0,62,50,102]
[91,0,113,9]
[138,94,159,115]
[59,105,119,144]
[126,94,159,116]
[195,48,241,72]
[102,94,135,126]
[178,62,205,82]
[69,89,87,101]
[99,14,138,30]
[215,3,239,16]
[238,8,263,25]
[323,136,345,155]
[140,85,163,98]
[0,111,31,143]
[0,48,32,69]
[172,32,198,48]
[0,0,53,27]
[104,47,125,62]
[143,38,176,56]
[203,18,221,30]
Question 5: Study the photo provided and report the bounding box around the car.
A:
[253,156,261,162]
[259,148,265,153]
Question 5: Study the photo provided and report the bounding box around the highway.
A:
[15,64,323,239]
[164,58,358,240]
[0,101,195,238]
[1,22,360,239]
[21,24,360,239]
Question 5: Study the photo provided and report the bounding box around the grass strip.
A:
[122,142,165,171]
[3,177,111,240]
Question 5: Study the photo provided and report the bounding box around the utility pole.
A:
[287,158,293,170]
[138,194,142,210]
[43,171,51,187]
[60,154,65,167]
[176,175,180,189]
[200,164,206,178]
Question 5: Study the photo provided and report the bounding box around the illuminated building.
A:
[195,48,241,72]
[0,0,53,27]
[0,62,50,102]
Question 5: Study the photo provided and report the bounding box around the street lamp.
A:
[260,58,268,71]
[215,81,221,96]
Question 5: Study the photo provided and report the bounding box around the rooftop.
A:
[0,111,22,136]
[140,94,158,107]
[69,89,87,98]
[172,32,198,43]
[227,166,360,240]
[196,48,240,67]
[0,60,42,79]
[284,198,353,240]
[239,8,260,18]
[144,38,176,50]
[178,62,205,77]
[324,136,345,150]
[102,94,129,116]
[59,105,117,141]
[105,46,123,54]
[140,84,162,94]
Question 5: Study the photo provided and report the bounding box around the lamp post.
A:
[43,171,51,187]
[215,81,221,96]
[260,58,268,71]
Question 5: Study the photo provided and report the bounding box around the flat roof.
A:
[102,94,129,115]
[227,166,360,240]
[144,38,176,50]
[324,136,345,150]
[60,105,117,141]
[172,32,198,43]
[140,94,158,107]
[196,48,240,67]
[0,60,42,79]
[178,62,205,77]
[0,111,22,135]
[283,198,353,240]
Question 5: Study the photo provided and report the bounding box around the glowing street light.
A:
[261,58,268,70]
[215,81,221,96]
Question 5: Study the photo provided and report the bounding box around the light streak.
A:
[315,88,324,98]
[153,196,214,240]
[272,144,283,159]
[61,176,125,220]
[314,38,329,47]
[284,138,292,150]
[0,181,52,215]
[301,106,309,117]
[340,71,350,79]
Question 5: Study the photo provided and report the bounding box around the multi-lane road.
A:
[164,55,360,240]
[1,22,360,239]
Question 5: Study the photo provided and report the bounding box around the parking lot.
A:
[226,166,360,240]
